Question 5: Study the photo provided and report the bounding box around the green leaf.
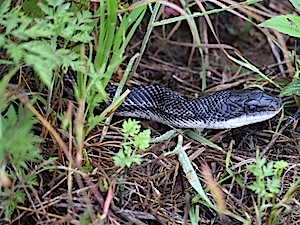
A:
[86,115,105,134]
[72,32,93,43]
[0,189,26,219]
[14,189,26,203]
[133,129,151,150]
[114,118,151,169]
[22,21,53,38]
[259,14,300,38]
[6,42,24,63]
[46,0,64,7]
[274,160,288,169]
[267,177,280,194]
[26,174,39,186]
[175,135,214,208]
[0,67,18,113]
[0,34,6,47]
[37,2,52,15]
[0,105,42,168]
[185,130,222,151]
[290,0,300,11]
[24,54,52,87]
[123,145,132,155]
[274,160,288,177]
[248,180,266,197]
[122,119,141,137]
[130,153,142,165]
[257,157,267,168]
[23,0,42,18]
[263,161,274,177]
[280,77,300,97]
[0,0,11,15]
[113,151,126,166]
[56,2,70,15]
[10,17,32,40]
[3,8,24,35]
[247,164,263,178]
[113,150,141,169]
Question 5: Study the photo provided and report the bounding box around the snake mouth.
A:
[204,111,282,129]
[231,112,281,128]
[269,97,283,112]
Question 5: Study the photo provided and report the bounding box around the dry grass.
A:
[1,0,300,224]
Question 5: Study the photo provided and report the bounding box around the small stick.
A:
[261,108,300,156]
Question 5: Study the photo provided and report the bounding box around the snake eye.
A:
[246,105,256,113]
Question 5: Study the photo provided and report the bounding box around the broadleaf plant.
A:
[113,119,151,169]
[0,105,42,219]
[259,0,300,97]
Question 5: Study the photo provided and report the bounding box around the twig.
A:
[261,108,300,156]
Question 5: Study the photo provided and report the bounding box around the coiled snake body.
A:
[106,84,282,129]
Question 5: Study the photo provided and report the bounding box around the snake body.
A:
[106,84,282,129]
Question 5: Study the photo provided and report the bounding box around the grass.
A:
[0,0,300,224]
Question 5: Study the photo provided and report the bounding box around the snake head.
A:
[215,88,282,128]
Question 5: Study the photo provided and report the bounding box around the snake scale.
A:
[103,83,282,129]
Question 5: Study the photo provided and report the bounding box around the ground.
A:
[2,0,300,224]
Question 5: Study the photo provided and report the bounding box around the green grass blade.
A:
[185,130,223,151]
[94,0,117,74]
[175,135,215,209]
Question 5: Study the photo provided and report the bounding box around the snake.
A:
[104,83,282,129]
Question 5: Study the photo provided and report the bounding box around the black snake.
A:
[104,83,282,129]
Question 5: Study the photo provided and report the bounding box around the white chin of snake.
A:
[204,108,282,129]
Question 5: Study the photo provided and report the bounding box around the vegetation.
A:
[0,0,299,224]
[113,119,151,169]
